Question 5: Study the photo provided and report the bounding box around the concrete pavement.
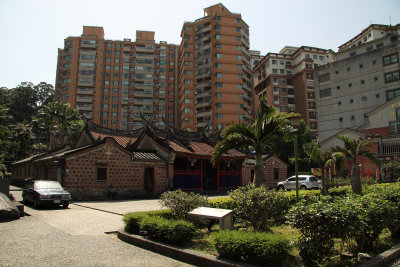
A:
[1,186,191,266]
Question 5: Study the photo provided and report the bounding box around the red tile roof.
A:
[88,129,245,158]
[90,130,137,147]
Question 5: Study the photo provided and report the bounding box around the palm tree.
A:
[331,135,378,195]
[304,142,344,195]
[33,101,83,149]
[211,97,299,186]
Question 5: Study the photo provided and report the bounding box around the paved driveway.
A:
[1,187,191,266]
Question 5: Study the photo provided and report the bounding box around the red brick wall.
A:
[63,140,168,200]
[263,157,287,187]
[242,156,288,188]
[343,142,379,178]
[362,127,390,136]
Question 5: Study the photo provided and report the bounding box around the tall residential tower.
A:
[252,46,335,138]
[178,3,254,132]
[55,26,179,130]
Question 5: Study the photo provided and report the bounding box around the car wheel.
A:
[300,185,307,190]
[63,203,69,209]
[278,185,285,190]
[33,199,40,209]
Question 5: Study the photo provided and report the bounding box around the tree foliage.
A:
[212,97,300,186]
[0,82,83,166]
[330,135,378,195]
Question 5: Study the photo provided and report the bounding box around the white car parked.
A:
[277,175,321,190]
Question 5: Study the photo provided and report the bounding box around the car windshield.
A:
[34,181,63,190]
[309,176,317,182]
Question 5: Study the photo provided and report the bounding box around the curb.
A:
[117,231,255,267]
[360,244,400,267]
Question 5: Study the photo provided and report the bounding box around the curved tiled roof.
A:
[90,130,137,147]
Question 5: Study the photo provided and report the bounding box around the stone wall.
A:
[63,140,168,200]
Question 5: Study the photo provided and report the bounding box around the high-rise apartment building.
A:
[316,24,400,142]
[178,3,254,132]
[55,26,179,130]
[252,46,335,138]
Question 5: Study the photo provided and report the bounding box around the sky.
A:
[0,0,399,89]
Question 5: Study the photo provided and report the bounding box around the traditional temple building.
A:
[10,118,288,199]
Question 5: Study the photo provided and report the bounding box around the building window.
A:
[96,167,107,181]
[216,113,223,119]
[237,84,243,89]
[237,64,242,70]
[237,55,242,60]
[184,80,190,84]
[216,83,222,88]
[216,73,222,78]
[385,71,400,83]
[216,103,222,108]
[184,89,190,94]
[338,101,341,106]
[319,88,331,98]
[216,53,222,58]
[383,53,399,66]
[184,99,190,104]
[350,99,354,103]
[184,108,190,114]
[348,83,352,87]
[216,92,222,98]
[184,118,190,123]
[274,168,279,180]
[215,35,221,40]
[216,63,222,68]
[387,89,400,100]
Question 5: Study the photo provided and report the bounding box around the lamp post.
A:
[289,117,301,199]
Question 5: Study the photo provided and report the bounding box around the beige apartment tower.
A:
[55,26,179,130]
[179,3,254,132]
[252,46,335,138]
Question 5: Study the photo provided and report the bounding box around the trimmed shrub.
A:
[378,183,400,237]
[123,212,148,234]
[160,189,208,220]
[351,194,395,249]
[230,184,291,231]
[287,196,360,266]
[208,197,235,210]
[212,230,291,265]
[328,186,352,197]
[139,216,196,244]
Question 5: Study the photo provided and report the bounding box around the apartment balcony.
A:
[77,89,94,95]
[77,104,92,111]
[77,81,94,87]
[136,46,154,53]
[80,50,97,55]
[76,96,93,103]
[195,70,211,79]
[195,100,212,109]
[197,25,211,33]
[78,65,95,71]
[80,42,97,49]
[195,80,212,88]
[195,110,212,117]
[379,132,400,157]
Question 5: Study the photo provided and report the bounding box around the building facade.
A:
[253,46,335,138]
[178,3,254,132]
[316,24,400,142]
[55,26,179,131]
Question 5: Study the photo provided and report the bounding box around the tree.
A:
[304,142,344,195]
[34,82,54,106]
[331,135,378,195]
[381,161,400,181]
[211,97,299,186]
[33,101,84,149]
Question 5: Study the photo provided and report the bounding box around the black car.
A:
[22,180,71,209]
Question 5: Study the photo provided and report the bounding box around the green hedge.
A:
[123,209,174,234]
[140,216,196,244]
[212,230,291,265]
[208,197,235,210]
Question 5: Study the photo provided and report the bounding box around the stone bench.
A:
[188,207,233,230]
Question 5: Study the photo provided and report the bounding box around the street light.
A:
[289,117,301,199]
